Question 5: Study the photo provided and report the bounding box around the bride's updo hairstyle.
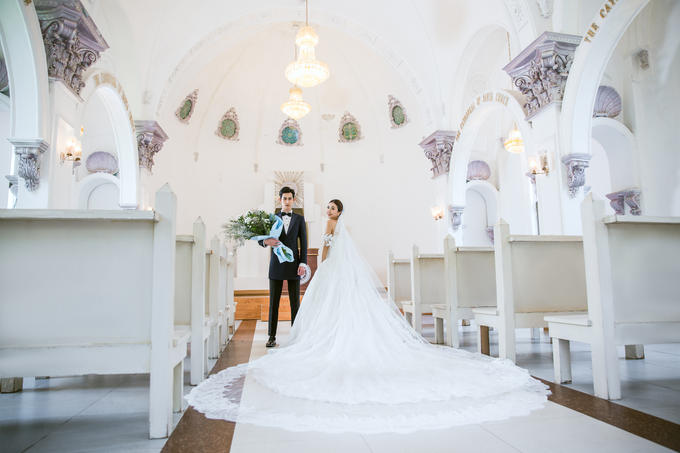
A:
[329,199,343,213]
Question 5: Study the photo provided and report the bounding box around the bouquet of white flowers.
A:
[223,210,294,263]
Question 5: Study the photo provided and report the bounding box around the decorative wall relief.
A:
[35,0,109,97]
[338,112,363,142]
[175,89,198,124]
[273,171,304,209]
[467,160,491,181]
[561,153,591,198]
[9,139,49,191]
[593,85,622,118]
[135,120,169,173]
[448,205,464,231]
[277,118,303,146]
[419,130,457,179]
[85,151,118,174]
[388,95,408,128]
[215,107,240,141]
[503,32,581,119]
[606,188,641,215]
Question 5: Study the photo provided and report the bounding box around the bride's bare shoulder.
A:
[325,218,337,234]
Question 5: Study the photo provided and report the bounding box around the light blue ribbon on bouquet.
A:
[251,216,295,263]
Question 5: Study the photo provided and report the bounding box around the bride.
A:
[186,199,549,434]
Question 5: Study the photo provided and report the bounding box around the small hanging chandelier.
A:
[503,124,525,154]
[281,85,311,120]
[284,0,330,88]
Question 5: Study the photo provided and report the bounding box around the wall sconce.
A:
[60,137,82,173]
[528,153,550,176]
[431,206,445,220]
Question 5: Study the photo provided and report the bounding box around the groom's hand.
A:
[263,238,281,247]
[297,265,305,276]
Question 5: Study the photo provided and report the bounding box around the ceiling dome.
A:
[593,85,622,118]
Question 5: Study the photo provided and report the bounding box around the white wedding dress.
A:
[186,215,549,433]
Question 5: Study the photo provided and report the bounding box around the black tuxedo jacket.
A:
[259,212,307,280]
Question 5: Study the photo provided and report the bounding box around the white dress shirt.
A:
[281,211,292,234]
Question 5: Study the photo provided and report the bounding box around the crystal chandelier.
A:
[281,86,311,120]
[503,124,525,154]
[284,0,329,88]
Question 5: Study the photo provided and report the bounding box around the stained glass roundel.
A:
[392,105,405,125]
[220,118,237,138]
[342,122,359,141]
[281,126,299,144]
[179,100,193,119]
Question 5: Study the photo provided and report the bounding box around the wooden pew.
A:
[174,218,211,386]
[433,235,496,348]
[387,251,411,312]
[473,220,588,362]
[546,195,680,400]
[403,245,445,335]
[0,185,186,438]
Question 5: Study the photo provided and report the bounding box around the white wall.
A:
[143,22,442,284]
[462,188,491,246]
[599,0,680,215]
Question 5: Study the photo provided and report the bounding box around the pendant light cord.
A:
[306,0,309,26]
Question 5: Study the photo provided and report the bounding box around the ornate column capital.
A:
[35,0,109,97]
[419,130,457,179]
[135,121,168,173]
[503,31,581,119]
[606,188,641,215]
[9,138,49,192]
[448,205,465,231]
[561,153,591,198]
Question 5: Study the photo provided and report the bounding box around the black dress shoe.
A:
[266,336,276,348]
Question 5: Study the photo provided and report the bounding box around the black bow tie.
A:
[281,212,292,217]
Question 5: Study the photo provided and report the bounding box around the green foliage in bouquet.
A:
[223,210,276,247]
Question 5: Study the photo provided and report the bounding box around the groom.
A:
[259,186,307,348]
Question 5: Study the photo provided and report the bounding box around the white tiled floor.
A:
[1,318,677,452]
[440,319,680,424]
[229,321,675,453]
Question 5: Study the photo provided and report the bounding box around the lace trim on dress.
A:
[321,233,334,247]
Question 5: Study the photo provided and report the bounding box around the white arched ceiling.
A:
[85,0,536,131]
[0,0,49,139]
[559,0,649,163]
[84,85,138,208]
[447,23,521,127]
[448,90,533,207]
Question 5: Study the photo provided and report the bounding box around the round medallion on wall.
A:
[215,107,240,141]
[282,126,299,144]
[342,122,359,141]
[338,111,363,143]
[277,118,303,146]
[175,89,199,124]
[388,95,408,128]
